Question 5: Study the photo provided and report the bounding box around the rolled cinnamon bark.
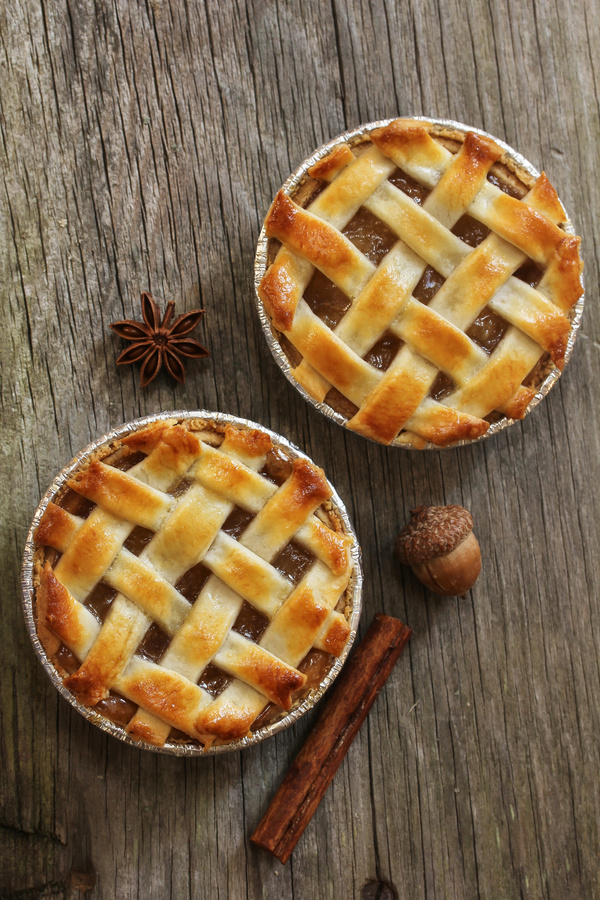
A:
[251,614,412,863]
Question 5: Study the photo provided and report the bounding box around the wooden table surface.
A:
[2,1,599,898]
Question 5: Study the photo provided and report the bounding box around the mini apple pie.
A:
[257,118,583,447]
[29,416,358,751]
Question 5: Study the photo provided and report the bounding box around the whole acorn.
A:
[396,505,481,597]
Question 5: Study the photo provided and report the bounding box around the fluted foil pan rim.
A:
[254,116,585,449]
[21,410,363,756]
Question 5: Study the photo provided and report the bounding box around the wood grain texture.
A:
[1,0,599,897]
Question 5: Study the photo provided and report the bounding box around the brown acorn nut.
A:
[396,505,481,596]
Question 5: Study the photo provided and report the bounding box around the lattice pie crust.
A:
[259,119,583,447]
[33,418,354,749]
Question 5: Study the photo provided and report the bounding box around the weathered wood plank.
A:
[1,0,599,897]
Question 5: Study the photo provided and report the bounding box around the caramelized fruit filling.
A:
[222,506,254,539]
[363,332,403,371]
[303,270,350,329]
[298,648,335,688]
[123,525,154,555]
[487,170,526,199]
[232,600,270,642]
[169,477,193,499]
[343,207,398,264]
[452,214,490,247]
[388,167,430,204]
[114,450,146,472]
[429,372,455,402]
[467,306,508,353]
[279,333,302,368]
[261,448,293,486]
[95,694,138,727]
[55,644,79,674]
[324,388,359,419]
[137,622,170,663]
[515,260,544,288]
[59,488,95,519]
[413,266,445,304]
[198,663,233,698]
[84,581,117,622]
[272,539,315,584]
[174,562,210,602]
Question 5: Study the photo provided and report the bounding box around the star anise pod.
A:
[110,292,209,387]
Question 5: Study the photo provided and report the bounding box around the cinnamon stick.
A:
[251,614,412,863]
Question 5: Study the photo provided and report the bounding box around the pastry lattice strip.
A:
[260,120,582,446]
[36,422,352,746]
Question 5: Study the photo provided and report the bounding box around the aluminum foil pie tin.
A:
[21,410,363,756]
[254,116,585,449]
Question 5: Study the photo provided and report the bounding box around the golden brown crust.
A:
[528,172,566,222]
[65,603,147,706]
[123,421,176,452]
[125,716,165,746]
[300,519,351,576]
[501,386,536,420]
[68,461,169,528]
[461,131,503,170]
[141,424,202,473]
[371,118,436,158]
[287,458,331,509]
[308,144,354,181]
[317,615,351,656]
[347,367,432,445]
[64,667,108,706]
[195,700,255,743]
[222,424,272,458]
[487,191,566,264]
[35,503,79,551]
[38,563,85,649]
[265,191,370,292]
[122,664,205,736]
[415,415,490,448]
[259,257,299,331]
[547,235,584,314]
[225,642,306,710]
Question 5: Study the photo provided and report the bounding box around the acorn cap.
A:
[396,505,474,565]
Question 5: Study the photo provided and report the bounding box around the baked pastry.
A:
[30,415,357,750]
[257,118,583,447]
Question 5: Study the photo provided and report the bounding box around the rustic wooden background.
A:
[1,0,599,897]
